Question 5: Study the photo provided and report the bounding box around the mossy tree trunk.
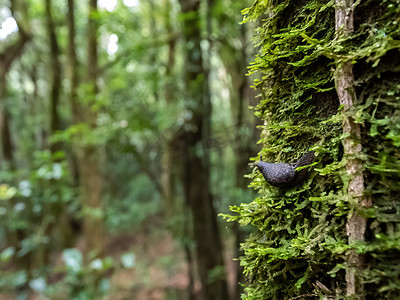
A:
[225,0,400,299]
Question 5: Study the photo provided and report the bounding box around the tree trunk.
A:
[0,0,30,291]
[233,25,256,300]
[0,5,30,167]
[160,0,177,218]
[0,105,14,168]
[216,20,258,300]
[67,0,103,261]
[66,0,81,189]
[334,1,369,298]
[0,75,13,168]
[45,0,62,153]
[67,0,80,124]
[80,147,103,260]
[80,0,103,261]
[178,1,229,299]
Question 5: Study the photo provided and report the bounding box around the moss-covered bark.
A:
[222,0,400,299]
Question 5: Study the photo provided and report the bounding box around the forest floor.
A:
[0,216,238,300]
[104,230,190,300]
[104,221,238,300]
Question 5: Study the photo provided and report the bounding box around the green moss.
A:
[221,0,400,298]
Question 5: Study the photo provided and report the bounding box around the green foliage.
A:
[41,248,113,299]
[105,174,161,232]
[1,0,261,298]
[0,150,78,296]
[0,150,76,240]
[222,0,400,299]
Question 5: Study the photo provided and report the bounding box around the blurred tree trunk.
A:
[161,0,177,220]
[0,73,14,169]
[80,0,104,261]
[45,0,62,153]
[230,25,257,300]
[67,0,80,124]
[216,18,258,299]
[0,0,30,251]
[66,0,81,188]
[0,0,31,292]
[0,2,30,168]
[0,104,14,168]
[38,0,76,269]
[148,0,159,102]
[67,0,103,261]
[178,1,229,299]
[161,1,196,297]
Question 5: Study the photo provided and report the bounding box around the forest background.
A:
[2,0,400,299]
[0,0,259,299]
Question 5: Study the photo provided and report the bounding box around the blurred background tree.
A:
[0,0,258,299]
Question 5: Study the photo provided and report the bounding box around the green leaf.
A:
[1,247,15,262]
[0,184,17,200]
[295,270,309,289]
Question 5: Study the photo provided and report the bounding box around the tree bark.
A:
[44,0,62,153]
[0,0,31,289]
[178,1,229,299]
[0,104,14,167]
[0,2,30,167]
[67,0,80,124]
[67,0,103,261]
[66,0,81,188]
[334,1,368,298]
[216,19,258,300]
[231,28,252,299]
[160,0,177,218]
[80,0,103,261]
